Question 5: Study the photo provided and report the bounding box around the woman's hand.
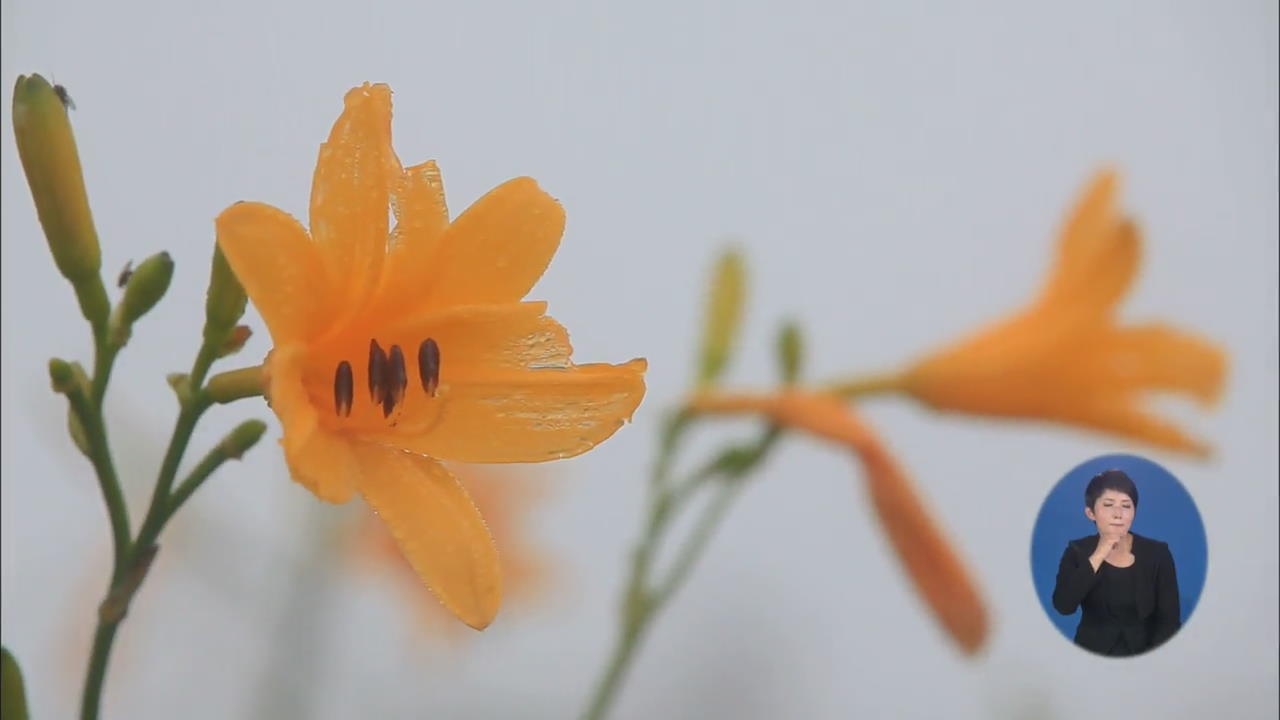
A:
[1088,532,1124,572]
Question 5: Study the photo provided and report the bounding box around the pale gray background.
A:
[2,1,1277,718]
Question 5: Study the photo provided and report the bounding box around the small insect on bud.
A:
[117,260,134,288]
[53,83,75,110]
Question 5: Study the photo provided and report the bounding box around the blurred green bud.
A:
[109,251,173,346]
[67,407,91,457]
[1,646,30,720]
[776,320,804,385]
[221,419,267,459]
[203,244,247,346]
[696,248,746,388]
[48,357,77,393]
[12,75,100,285]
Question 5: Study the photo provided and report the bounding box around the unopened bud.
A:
[221,419,267,459]
[777,320,804,385]
[203,244,247,346]
[696,248,746,388]
[48,357,77,393]
[12,74,101,285]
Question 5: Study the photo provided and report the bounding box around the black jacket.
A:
[1051,532,1181,655]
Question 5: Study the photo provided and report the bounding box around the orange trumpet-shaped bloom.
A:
[216,83,646,629]
[901,170,1226,455]
[689,390,989,655]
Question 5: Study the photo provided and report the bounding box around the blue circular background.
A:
[1029,453,1208,646]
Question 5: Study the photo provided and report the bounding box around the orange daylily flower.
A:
[216,83,646,629]
[895,170,1226,455]
[352,464,555,640]
[690,390,989,655]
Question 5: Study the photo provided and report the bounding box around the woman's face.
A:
[1085,489,1135,536]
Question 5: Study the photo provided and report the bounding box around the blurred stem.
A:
[825,369,908,398]
[79,332,259,720]
[582,413,778,720]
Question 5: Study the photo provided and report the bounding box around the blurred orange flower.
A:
[690,389,989,655]
[216,83,646,629]
[351,464,555,639]
[889,170,1226,455]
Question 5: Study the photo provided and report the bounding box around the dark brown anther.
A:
[368,339,388,402]
[382,344,408,417]
[418,338,440,396]
[334,361,353,417]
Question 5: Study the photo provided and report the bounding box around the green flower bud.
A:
[203,244,247,345]
[109,251,173,346]
[66,407,91,458]
[221,419,267,459]
[1,646,30,720]
[696,248,746,388]
[12,75,101,284]
[777,320,804,385]
[48,357,77,393]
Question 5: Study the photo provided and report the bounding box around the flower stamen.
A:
[334,360,353,417]
[418,338,441,397]
[383,344,408,418]
[368,339,388,403]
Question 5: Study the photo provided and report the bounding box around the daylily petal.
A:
[1040,216,1140,326]
[846,414,989,656]
[370,161,452,316]
[310,83,402,307]
[688,390,989,655]
[1037,170,1142,324]
[215,202,334,344]
[371,359,647,463]
[377,301,572,376]
[1079,324,1228,405]
[418,177,564,309]
[1049,395,1212,457]
[268,347,358,503]
[352,445,502,629]
[392,160,450,240]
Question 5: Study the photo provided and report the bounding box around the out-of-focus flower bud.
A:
[696,248,746,388]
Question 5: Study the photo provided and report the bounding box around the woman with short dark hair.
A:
[1051,470,1181,656]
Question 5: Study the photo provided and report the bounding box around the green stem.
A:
[582,421,779,720]
[205,365,264,405]
[79,621,119,720]
[164,424,251,522]
[77,336,232,720]
[64,384,130,573]
[651,481,743,607]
